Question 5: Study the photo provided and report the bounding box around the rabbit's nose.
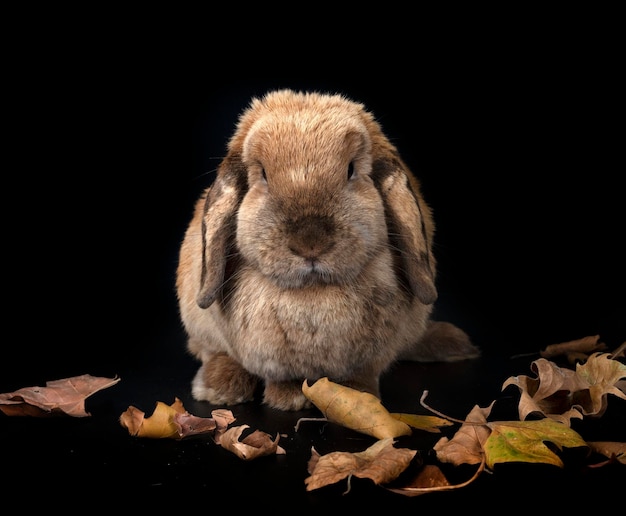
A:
[287,216,336,260]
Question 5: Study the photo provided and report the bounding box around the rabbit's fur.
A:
[176,89,479,410]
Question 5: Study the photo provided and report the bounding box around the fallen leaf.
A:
[575,352,626,415]
[180,407,236,442]
[483,418,588,469]
[540,334,607,361]
[120,399,234,440]
[390,413,454,433]
[587,441,626,464]
[305,438,417,492]
[503,353,626,424]
[219,424,286,460]
[0,374,120,417]
[120,398,187,438]
[611,341,626,359]
[502,358,586,425]
[433,402,494,466]
[386,461,485,497]
[301,378,412,439]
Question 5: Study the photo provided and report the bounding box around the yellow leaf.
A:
[391,413,454,433]
[120,398,186,439]
[302,378,412,439]
[484,419,588,469]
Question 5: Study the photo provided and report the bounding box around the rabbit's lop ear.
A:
[197,154,247,309]
[372,155,438,305]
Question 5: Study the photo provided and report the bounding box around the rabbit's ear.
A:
[197,154,247,309]
[372,155,438,305]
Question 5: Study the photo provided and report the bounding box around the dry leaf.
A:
[503,353,626,424]
[390,413,454,433]
[540,334,607,361]
[305,438,417,491]
[120,398,187,438]
[301,378,412,439]
[575,352,626,415]
[219,424,286,460]
[0,374,120,417]
[433,402,494,466]
[386,461,485,497]
[587,441,626,464]
[120,399,234,440]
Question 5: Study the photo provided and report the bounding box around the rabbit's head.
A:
[196,89,437,309]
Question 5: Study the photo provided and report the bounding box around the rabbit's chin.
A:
[265,261,358,289]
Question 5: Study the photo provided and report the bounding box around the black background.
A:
[2,14,624,509]
[4,28,623,384]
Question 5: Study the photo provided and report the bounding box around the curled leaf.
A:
[120,398,187,438]
[119,399,235,440]
[219,424,286,460]
[302,378,411,439]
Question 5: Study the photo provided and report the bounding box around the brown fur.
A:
[176,89,479,411]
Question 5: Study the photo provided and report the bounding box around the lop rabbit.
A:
[176,89,479,410]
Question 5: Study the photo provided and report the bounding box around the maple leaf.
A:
[574,352,626,416]
[433,402,588,470]
[218,424,286,460]
[503,352,626,424]
[0,374,120,417]
[305,438,417,492]
[483,418,588,469]
[301,377,412,439]
[502,358,586,425]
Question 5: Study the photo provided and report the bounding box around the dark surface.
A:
[3,22,625,511]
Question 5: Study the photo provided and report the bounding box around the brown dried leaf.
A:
[305,438,417,491]
[219,424,285,460]
[587,441,626,464]
[575,352,626,416]
[386,461,485,497]
[611,341,626,359]
[433,402,494,466]
[502,358,586,425]
[0,374,120,417]
[503,353,626,424]
[199,408,237,444]
[540,334,607,360]
[302,377,412,439]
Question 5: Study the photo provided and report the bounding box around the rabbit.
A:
[176,89,480,411]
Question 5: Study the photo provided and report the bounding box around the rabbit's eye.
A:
[347,162,355,180]
[261,168,267,182]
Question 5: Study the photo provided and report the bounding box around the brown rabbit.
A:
[176,89,479,410]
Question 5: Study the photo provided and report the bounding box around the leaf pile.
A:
[300,337,626,496]
[119,398,285,459]
[1,335,624,496]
